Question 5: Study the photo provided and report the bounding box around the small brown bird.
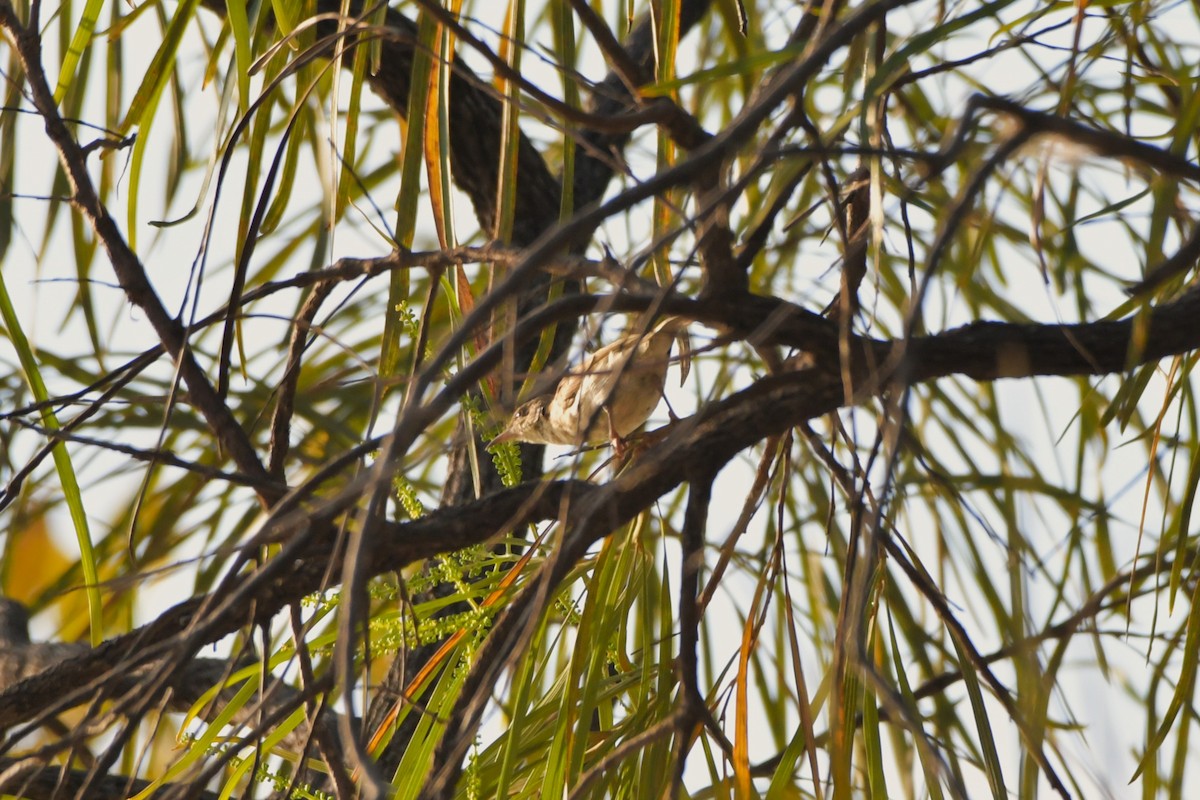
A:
[490,316,687,449]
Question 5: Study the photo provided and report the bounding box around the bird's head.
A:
[489,396,552,447]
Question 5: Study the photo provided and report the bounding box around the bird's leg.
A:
[604,406,629,458]
[663,392,681,423]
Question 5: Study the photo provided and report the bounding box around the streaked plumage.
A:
[491,316,686,447]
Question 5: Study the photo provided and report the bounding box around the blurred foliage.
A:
[3,0,1200,798]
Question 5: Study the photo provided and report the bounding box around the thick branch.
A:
[0,599,344,795]
[5,279,1200,730]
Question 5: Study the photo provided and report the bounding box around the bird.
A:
[490,315,688,450]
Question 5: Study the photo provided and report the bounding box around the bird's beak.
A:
[488,428,517,448]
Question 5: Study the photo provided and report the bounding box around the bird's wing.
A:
[554,371,584,410]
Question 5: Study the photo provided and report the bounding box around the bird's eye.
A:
[515,402,542,421]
